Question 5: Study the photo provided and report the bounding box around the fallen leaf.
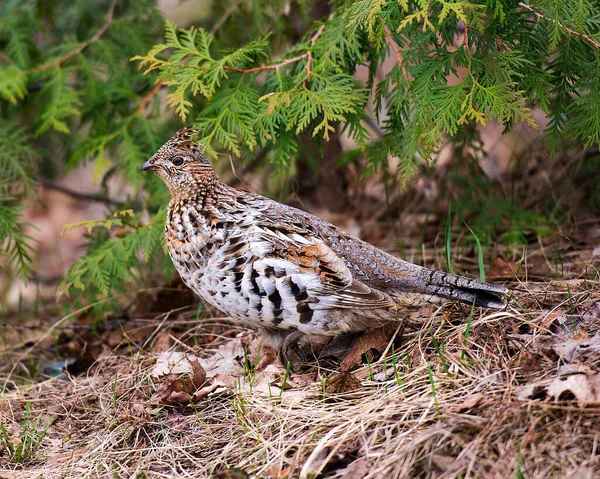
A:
[150,373,196,405]
[151,336,311,404]
[166,390,192,403]
[255,344,277,371]
[152,331,172,352]
[448,393,484,413]
[265,464,292,479]
[152,338,250,379]
[201,337,248,378]
[488,256,517,278]
[553,334,600,363]
[340,457,369,479]
[518,365,600,405]
[215,467,250,479]
[150,353,208,405]
[152,351,200,377]
[324,371,361,394]
[192,381,224,401]
[340,327,394,371]
[190,359,207,389]
[129,402,148,419]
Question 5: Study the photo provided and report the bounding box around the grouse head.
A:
[142,128,216,197]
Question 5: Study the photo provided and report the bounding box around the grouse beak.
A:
[141,159,155,172]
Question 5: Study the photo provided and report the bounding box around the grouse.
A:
[143,128,507,355]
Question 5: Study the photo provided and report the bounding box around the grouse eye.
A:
[171,156,185,166]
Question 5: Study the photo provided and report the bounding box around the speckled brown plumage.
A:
[143,128,507,348]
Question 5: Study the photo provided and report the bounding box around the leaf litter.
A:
[1,247,600,477]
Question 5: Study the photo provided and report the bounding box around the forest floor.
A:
[1,137,600,477]
[1,229,599,478]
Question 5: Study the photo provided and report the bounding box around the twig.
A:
[224,53,310,74]
[384,26,403,67]
[39,179,124,206]
[384,25,410,80]
[136,80,164,116]
[229,148,269,187]
[30,0,118,73]
[518,2,600,50]
[210,0,243,35]
[305,24,325,80]
[224,25,325,77]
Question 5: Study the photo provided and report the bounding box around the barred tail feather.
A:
[390,266,508,309]
[417,269,507,309]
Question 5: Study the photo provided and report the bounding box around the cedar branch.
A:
[518,2,600,50]
[136,26,325,114]
[224,25,325,77]
[30,0,118,73]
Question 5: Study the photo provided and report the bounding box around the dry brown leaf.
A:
[448,393,484,413]
[152,352,200,377]
[150,353,207,405]
[265,464,292,479]
[151,337,308,404]
[553,334,600,363]
[192,381,224,401]
[324,371,361,394]
[201,337,247,378]
[152,331,172,352]
[340,327,393,371]
[164,390,192,404]
[340,457,369,479]
[488,256,517,278]
[150,374,195,405]
[255,344,277,370]
[190,358,207,389]
[518,365,600,405]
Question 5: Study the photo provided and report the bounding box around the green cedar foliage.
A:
[2,0,600,304]
[133,0,600,169]
[0,0,168,302]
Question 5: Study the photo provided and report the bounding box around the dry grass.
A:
[1,245,599,478]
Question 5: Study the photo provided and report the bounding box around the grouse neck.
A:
[169,176,222,208]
